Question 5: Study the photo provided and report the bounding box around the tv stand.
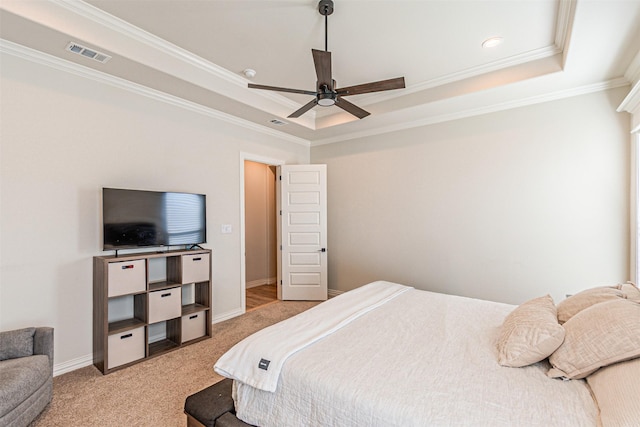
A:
[93,248,212,374]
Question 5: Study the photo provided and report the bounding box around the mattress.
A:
[221,283,599,426]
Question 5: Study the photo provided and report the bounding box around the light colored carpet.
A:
[31,300,318,427]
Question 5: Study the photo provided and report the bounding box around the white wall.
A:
[0,52,308,372]
[0,46,632,373]
[312,87,631,305]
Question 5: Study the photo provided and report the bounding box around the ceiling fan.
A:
[248,0,406,119]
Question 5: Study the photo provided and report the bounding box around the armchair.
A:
[0,327,54,427]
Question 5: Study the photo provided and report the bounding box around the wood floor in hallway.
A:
[246,284,277,311]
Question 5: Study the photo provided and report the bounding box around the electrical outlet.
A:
[221,224,232,234]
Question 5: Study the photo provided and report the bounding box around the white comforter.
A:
[225,283,599,426]
[215,281,411,392]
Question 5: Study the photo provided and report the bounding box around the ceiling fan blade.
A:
[248,83,317,96]
[336,77,405,96]
[335,97,370,119]
[312,49,332,87]
[288,98,318,118]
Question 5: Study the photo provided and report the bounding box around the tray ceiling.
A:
[1,0,639,145]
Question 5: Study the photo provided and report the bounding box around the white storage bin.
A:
[182,253,210,284]
[148,287,181,324]
[107,326,145,369]
[181,312,207,343]
[107,259,146,297]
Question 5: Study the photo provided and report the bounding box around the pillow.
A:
[548,299,640,379]
[0,327,35,360]
[556,286,626,324]
[587,357,640,427]
[620,282,640,303]
[496,295,565,368]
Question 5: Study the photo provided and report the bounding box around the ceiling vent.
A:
[269,119,287,126]
[65,42,111,64]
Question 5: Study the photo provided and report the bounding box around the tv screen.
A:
[102,188,206,250]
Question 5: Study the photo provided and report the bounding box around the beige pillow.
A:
[621,282,640,303]
[556,286,626,324]
[497,295,565,368]
[548,299,640,379]
[587,357,640,427]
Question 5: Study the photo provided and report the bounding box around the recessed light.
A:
[482,37,503,48]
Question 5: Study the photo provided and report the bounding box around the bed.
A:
[214,281,640,426]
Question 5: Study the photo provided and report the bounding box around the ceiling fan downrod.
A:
[319,0,334,52]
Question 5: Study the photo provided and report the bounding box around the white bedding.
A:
[215,281,411,391]
[224,283,599,426]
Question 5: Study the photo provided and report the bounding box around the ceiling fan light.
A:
[317,93,336,106]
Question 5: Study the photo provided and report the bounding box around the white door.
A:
[277,164,328,300]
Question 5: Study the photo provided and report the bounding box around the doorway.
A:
[243,160,278,311]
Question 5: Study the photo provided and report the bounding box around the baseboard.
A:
[328,288,344,298]
[246,278,277,289]
[213,307,245,323]
[53,353,94,377]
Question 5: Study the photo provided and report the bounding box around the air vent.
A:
[65,42,111,64]
[269,119,287,126]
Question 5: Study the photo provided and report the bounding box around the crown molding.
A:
[0,39,310,147]
[555,0,576,67]
[618,80,640,116]
[312,77,630,147]
[50,0,307,116]
[3,38,627,149]
[52,0,565,125]
[323,45,563,113]
[408,46,561,95]
[624,49,640,86]
[51,0,243,85]
[326,0,573,110]
[618,45,640,116]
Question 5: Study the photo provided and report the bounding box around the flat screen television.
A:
[102,188,206,250]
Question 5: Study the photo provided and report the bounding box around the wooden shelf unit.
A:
[93,248,212,374]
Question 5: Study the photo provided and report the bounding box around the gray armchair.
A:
[0,327,54,427]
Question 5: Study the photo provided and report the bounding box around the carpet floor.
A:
[31,300,318,427]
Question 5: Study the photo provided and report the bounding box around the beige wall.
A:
[0,46,632,373]
[244,161,277,287]
[0,52,308,371]
[312,87,631,305]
